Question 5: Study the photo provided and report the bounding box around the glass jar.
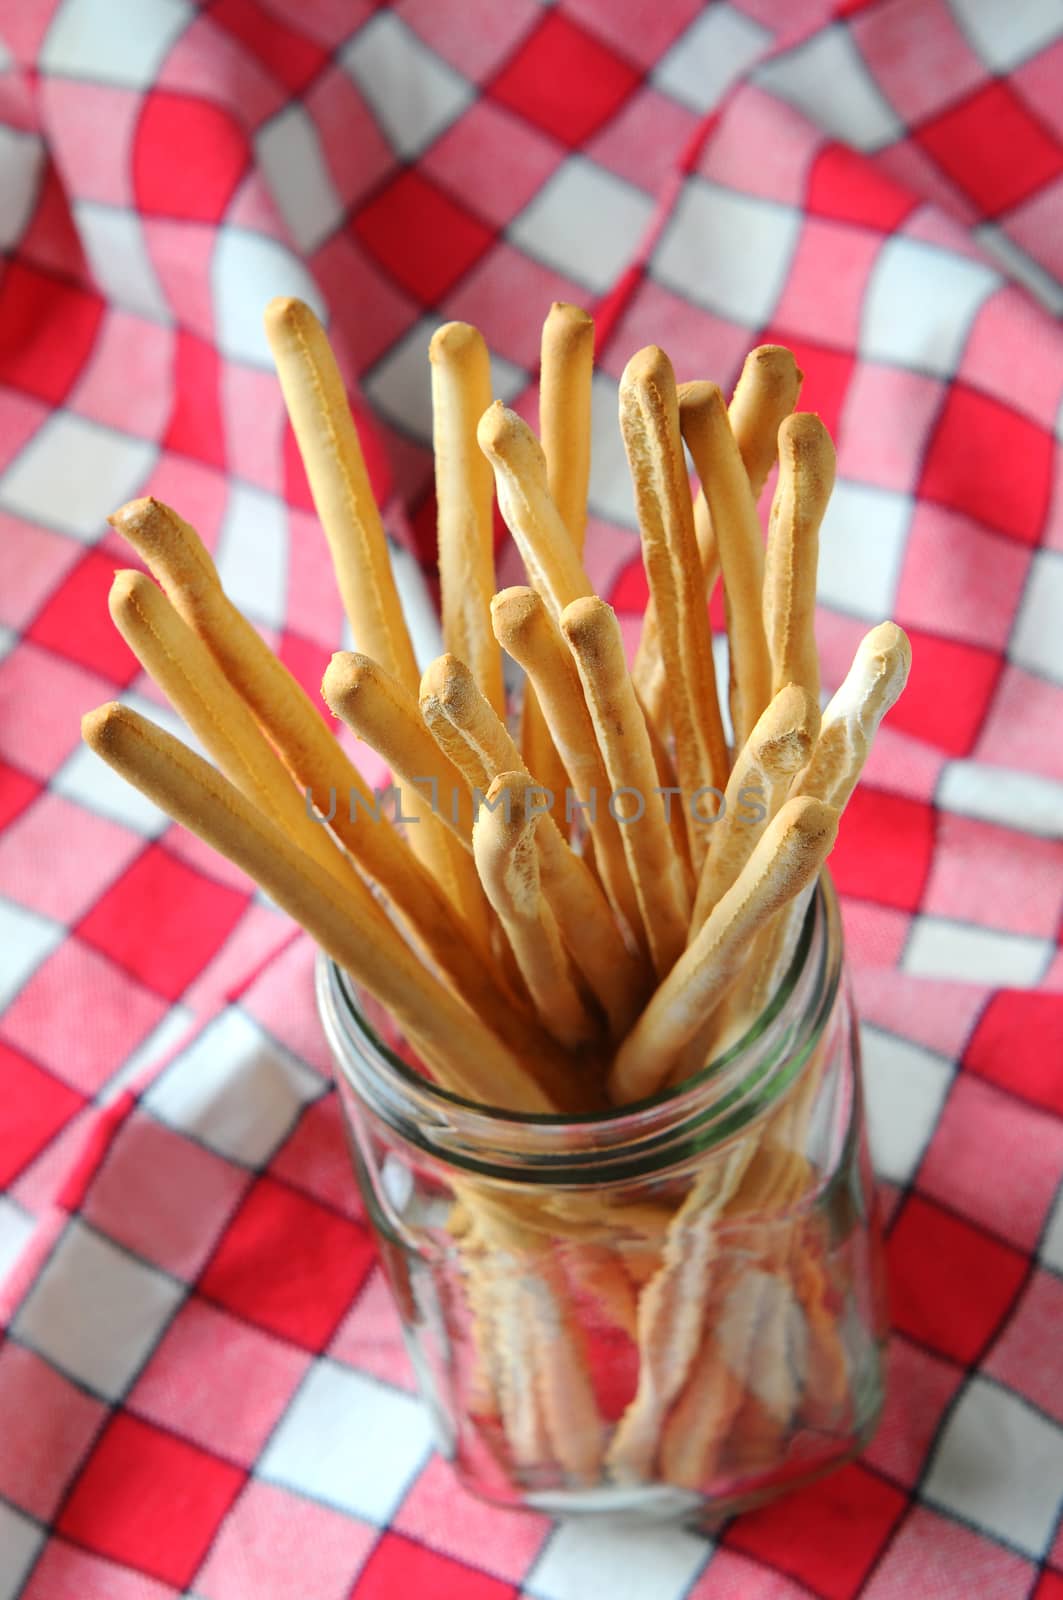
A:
[316,874,887,1526]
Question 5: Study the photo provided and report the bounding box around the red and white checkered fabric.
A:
[2,1,1062,1595]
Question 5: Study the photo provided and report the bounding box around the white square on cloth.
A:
[11,1219,184,1400]
[257,1359,432,1523]
[924,1375,1063,1557]
[860,235,1000,379]
[817,481,912,620]
[652,179,800,327]
[0,412,157,542]
[509,156,656,295]
[142,1006,327,1168]
[1010,549,1063,687]
[860,1025,953,1185]
[525,1516,709,1600]
[40,0,192,89]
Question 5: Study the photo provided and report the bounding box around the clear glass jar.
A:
[316,874,887,1526]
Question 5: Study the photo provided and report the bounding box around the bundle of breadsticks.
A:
[83,298,909,1497]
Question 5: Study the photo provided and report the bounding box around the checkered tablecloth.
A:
[1,1,1062,1595]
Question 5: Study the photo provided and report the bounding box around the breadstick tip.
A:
[620,344,675,396]
[776,793,840,859]
[476,399,539,463]
[558,594,614,658]
[429,320,485,365]
[321,650,377,714]
[107,567,152,620]
[756,684,820,771]
[542,301,594,348]
[419,652,475,716]
[82,700,134,757]
[779,411,836,476]
[491,585,541,634]
[263,296,317,338]
[746,345,804,388]
[676,379,726,421]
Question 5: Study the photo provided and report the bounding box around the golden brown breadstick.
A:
[108,499,500,1006]
[793,621,912,808]
[491,586,645,952]
[539,301,594,553]
[420,653,645,1037]
[690,684,819,934]
[109,570,351,885]
[606,1145,752,1482]
[632,489,719,731]
[560,598,690,978]
[609,797,839,1104]
[474,773,596,1049]
[322,651,474,845]
[82,703,560,1114]
[763,413,836,704]
[728,345,803,497]
[619,348,729,872]
[725,622,912,1030]
[263,297,418,692]
[477,402,593,618]
[678,381,772,748]
[429,322,505,718]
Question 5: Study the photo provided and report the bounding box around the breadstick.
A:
[474,773,596,1049]
[263,297,418,692]
[109,570,350,886]
[82,703,557,1114]
[322,651,474,845]
[108,499,507,1025]
[728,345,803,498]
[725,622,912,1031]
[559,597,690,979]
[609,797,839,1104]
[539,301,594,552]
[678,382,772,748]
[619,348,728,872]
[763,413,836,704]
[491,586,645,953]
[633,346,800,726]
[793,621,912,808]
[429,322,505,718]
[477,402,593,619]
[420,654,645,1037]
[690,685,819,934]
[632,489,718,731]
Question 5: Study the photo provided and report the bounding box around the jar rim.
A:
[317,873,844,1184]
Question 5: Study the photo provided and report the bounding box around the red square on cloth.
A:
[393,1452,550,1584]
[198,1174,376,1350]
[0,937,168,1095]
[806,142,916,232]
[355,1531,518,1600]
[130,1299,311,1465]
[917,82,1063,218]
[723,1462,906,1600]
[883,626,1002,757]
[886,1193,1028,1364]
[0,1039,85,1189]
[422,97,564,231]
[827,785,934,913]
[57,1413,245,1590]
[0,762,40,832]
[964,989,1063,1117]
[0,1341,107,1522]
[915,1072,1063,1252]
[489,12,639,148]
[861,1333,965,1487]
[862,1504,1036,1600]
[80,1110,251,1279]
[0,261,104,406]
[193,1477,376,1600]
[76,843,250,1000]
[19,1541,182,1600]
[919,382,1054,546]
[352,170,495,304]
[985,1270,1063,1426]
[894,502,1032,652]
[206,0,327,93]
[134,92,250,221]
[26,548,142,685]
